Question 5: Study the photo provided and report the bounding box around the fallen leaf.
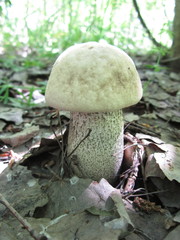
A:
[154,146,180,183]
[0,125,39,147]
[169,72,180,81]
[157,109,180,123]
[0,107,24,125]
[136,133,164,144]
[0,165,48,217]
[0,120,6,131]
[173,210,180,223]
[144,151,165,179]
[163,225,180,240]
[124,113,140,122]
[150,177,180,208]
[10,71,28,83]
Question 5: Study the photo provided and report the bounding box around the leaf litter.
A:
[0,58,180,240]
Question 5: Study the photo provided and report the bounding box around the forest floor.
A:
[0,54,179,240]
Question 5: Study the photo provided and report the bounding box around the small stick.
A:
[120,132,146,195]
[50,112,69,178]
[0,193,49,240]
[131,189,168,198]
[125,122,160,137]
[50,115,63,152]
[123,150,140,194]
[73,228,79,240]
[67,128,92,158]
[56,112,65,177]
[44,164,62,181]
[134,228,153,240]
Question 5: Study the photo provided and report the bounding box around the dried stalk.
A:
[0,193,49,240]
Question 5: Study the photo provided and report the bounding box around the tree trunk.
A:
[171,0,180,72]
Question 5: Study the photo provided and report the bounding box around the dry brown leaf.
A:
[154,145,180,183]
[0,125,39,147]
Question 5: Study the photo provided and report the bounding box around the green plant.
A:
[0,79,13,104]
[145,45,169,72]
[0,0,175,73]
[0,0,11,15]
[0,78,45,107]
[0,56,23,71]
[144,63,167,72]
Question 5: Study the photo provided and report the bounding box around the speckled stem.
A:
[67,110,124,182]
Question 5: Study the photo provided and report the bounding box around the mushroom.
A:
[45,42,142,182]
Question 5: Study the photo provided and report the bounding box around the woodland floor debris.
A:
[0,56,179,240]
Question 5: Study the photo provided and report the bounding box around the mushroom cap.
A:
[45,42,142,112]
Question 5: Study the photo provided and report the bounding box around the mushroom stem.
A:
[67,110,124,182]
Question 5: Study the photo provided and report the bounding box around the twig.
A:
[73,228,79,240]
[50,114,63,153]
[0,193,49,240]
[140,159,149,201]
[125,122,160,137]
[50,112,67,178]
[57,113,66,177]
[123,189,168,199]
[67,128,92,159]
[131,189,168,198]
[44,164,62,181]
[120,132,145,195]
[122,149,141,194]
[134,228,153,240]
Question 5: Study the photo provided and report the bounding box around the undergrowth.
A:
[0,0,174,106]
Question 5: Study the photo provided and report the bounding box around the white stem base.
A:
[67,111,124,182]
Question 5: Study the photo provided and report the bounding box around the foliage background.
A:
[0,0,175,68]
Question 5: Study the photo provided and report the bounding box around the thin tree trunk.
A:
[132,0,163,48]
[171,0,180,72]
